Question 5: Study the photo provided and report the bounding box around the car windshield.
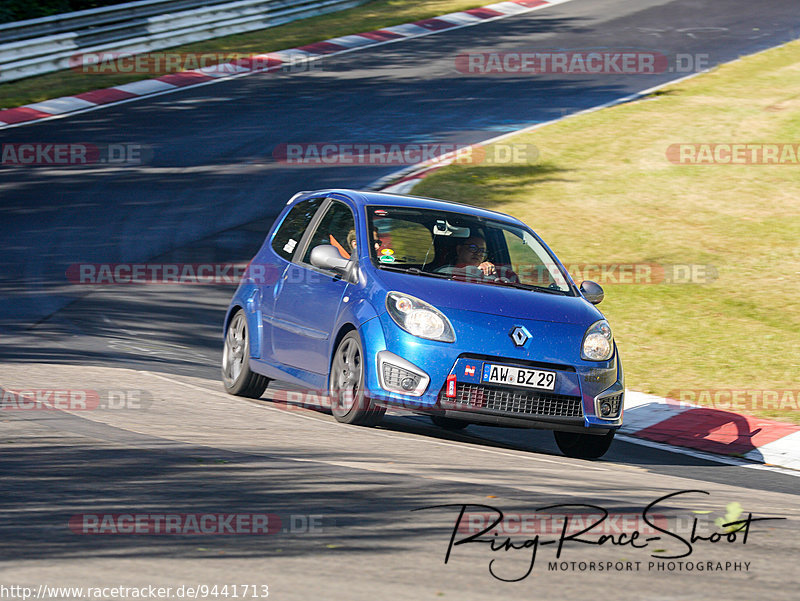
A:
[367,205,572,293]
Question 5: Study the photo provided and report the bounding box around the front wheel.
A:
[553,430,615,459]
[222,310,269,398]
[329,331,385,426]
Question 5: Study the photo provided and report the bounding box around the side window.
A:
[270,197,324,261]
[302,201,356,264]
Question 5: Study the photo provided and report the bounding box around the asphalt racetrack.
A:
[0,1,798,599]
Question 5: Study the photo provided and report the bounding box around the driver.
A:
[435,236,496,278]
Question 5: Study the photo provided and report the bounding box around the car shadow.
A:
[628,404,798,463]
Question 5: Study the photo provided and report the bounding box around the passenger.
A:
[347,228,382,252]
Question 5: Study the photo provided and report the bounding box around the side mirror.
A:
[580,280,604,305]
[310,244,352,272]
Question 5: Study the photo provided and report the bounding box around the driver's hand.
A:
[478,261,496,277]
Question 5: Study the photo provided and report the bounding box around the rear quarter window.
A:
[270,197,324,261]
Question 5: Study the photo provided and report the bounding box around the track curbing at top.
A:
[0,0,572,129]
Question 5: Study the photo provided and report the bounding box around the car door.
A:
[256,196,325,358]
[269,199,357,374]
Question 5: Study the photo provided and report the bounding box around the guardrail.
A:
[0,0,368,83]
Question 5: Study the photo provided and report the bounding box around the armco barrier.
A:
[0,0,368,83]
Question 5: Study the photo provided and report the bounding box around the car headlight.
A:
[386,292,455,342]
[581,319,614,361]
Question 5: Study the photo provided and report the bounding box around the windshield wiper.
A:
[376,264,452,280]
[489,280,569,294]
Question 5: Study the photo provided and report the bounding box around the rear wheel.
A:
[329,331,385,426]
[222,310,269,398]
[430,416,469,431]
[554,430,615,459]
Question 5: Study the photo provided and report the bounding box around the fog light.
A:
[594,391,623,420]
[377,351,430,397]
[401,377,416,391]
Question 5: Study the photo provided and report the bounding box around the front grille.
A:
[439,383,583,418]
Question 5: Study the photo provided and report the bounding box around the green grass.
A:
[0,0,493,109]
[414,40,800,423]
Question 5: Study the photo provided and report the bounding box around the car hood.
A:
[369,267,603,326]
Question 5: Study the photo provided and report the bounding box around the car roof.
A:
[298,189,525,227]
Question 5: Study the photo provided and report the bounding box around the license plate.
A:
[481,363,556,391]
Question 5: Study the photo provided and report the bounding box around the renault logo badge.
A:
[509,326,531,347]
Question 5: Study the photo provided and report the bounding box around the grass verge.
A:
[0,0,495,109]
[414,40,800,423]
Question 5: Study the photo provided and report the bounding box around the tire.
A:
[554,430,615,459]
[430,416,469,431]
[222,310,269,399]
[329,331,385,426]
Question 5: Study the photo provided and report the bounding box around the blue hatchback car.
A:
[223,189,623,458]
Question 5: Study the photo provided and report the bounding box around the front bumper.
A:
[362,312,623,432]
[433,356,622,433]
